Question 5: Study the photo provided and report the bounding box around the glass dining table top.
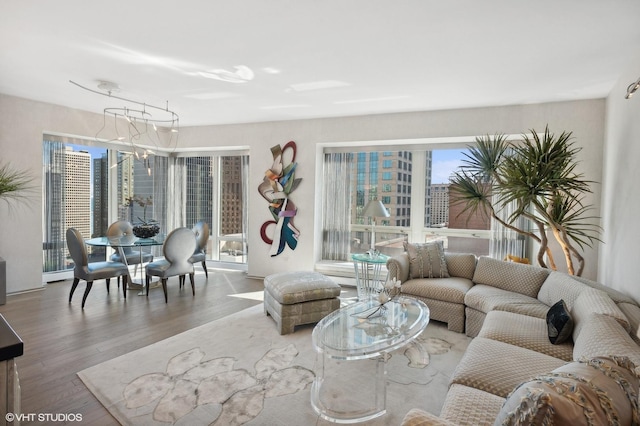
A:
[85,235,166,247]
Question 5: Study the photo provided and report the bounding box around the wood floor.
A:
[0,268,269,425]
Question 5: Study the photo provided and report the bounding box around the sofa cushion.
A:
[450,337,566,398]
[472,256,549,298]
[444,253,476,280]
[619,302,640,345]
[494,356,640,426]
[537,271,589,309]
[574,275,637,305]
[572,288,630,341]
[464,285,550,318]
[401,277,473,304]
[401,408,456,426]
[386,253,410,283]
[573,313,640,366]
[479,310,573,361]
[438,384,505,426]
[404,241,449,279]
[547,299,574,344]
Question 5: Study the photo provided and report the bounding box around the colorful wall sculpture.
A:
[258,141,302,256]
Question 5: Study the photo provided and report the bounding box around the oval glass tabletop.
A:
[312,296,429,360]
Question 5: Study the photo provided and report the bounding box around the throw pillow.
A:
[547,299,574,344]
[494,356,640,426]
[403,241,449,279]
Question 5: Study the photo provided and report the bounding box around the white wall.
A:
[179,99,606,281]
[601,55,640,303]
[0,93,606,295]
[0,95,123,294]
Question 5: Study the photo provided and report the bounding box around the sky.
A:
[431,149,468,184]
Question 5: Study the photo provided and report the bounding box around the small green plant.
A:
[0,162,34,207]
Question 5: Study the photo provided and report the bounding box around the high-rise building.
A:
[351,150,433,249]
[92,153,109,238]
[220,156,244,235]
[430,184,449,227]
[64,147,92,239]
[116,153,135,221]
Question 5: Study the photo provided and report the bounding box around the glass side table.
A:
[351,253,390,301]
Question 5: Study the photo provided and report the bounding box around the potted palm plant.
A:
[0,162,34,304]
[449,127,600,276]
[0,162,33,206]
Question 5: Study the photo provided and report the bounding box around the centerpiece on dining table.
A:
[127,195,160,239]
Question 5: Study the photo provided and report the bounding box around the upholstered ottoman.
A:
[264,271,341,335]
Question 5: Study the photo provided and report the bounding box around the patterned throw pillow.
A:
[547,299,574,344]
[403,241,449,279]
[495,356,640,426]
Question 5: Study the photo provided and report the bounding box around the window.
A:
[42,136,249,278]
[320,146,491,262]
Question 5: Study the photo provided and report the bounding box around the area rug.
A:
[78,303,471,425]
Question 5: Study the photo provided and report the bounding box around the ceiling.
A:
[2,0,639,127]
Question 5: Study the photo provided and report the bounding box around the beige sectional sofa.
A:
[386,253,640,425]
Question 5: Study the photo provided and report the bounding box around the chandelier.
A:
[70,80,180,174]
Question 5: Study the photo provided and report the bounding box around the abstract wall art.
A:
[258,141,302,256]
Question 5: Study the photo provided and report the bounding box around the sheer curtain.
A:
[167,156,186,231]
[322,152,353,261]
[42,140,67,272]
[489,197,527,260]
[489,147,528,261]
[240,155,250,260]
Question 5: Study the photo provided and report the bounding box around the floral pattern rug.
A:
[78,304,470,425]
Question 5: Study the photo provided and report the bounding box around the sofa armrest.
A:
[401,408,457,426]
[386,253,410,283]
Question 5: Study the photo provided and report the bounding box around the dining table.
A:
[85,234,166,295]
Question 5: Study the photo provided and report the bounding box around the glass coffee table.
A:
[311,296,429,423]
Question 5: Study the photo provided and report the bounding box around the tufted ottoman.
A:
[264,271,341,335]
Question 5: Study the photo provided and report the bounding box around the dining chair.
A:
[107,220,153,287]
[66,227,129,308]
[145,227,197,303]
[188,221,210,278]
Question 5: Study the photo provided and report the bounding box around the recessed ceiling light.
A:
[287,80,351,92]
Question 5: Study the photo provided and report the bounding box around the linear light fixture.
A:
[625,76,640,99]
[70,80,180,174]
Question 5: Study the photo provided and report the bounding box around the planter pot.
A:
[132,224,160,239]
[0,257,5,305]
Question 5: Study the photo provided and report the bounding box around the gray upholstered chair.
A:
[107,220,153,287]
[66,227,129,308]
[188,221,210,278]
[145,227,197,303]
